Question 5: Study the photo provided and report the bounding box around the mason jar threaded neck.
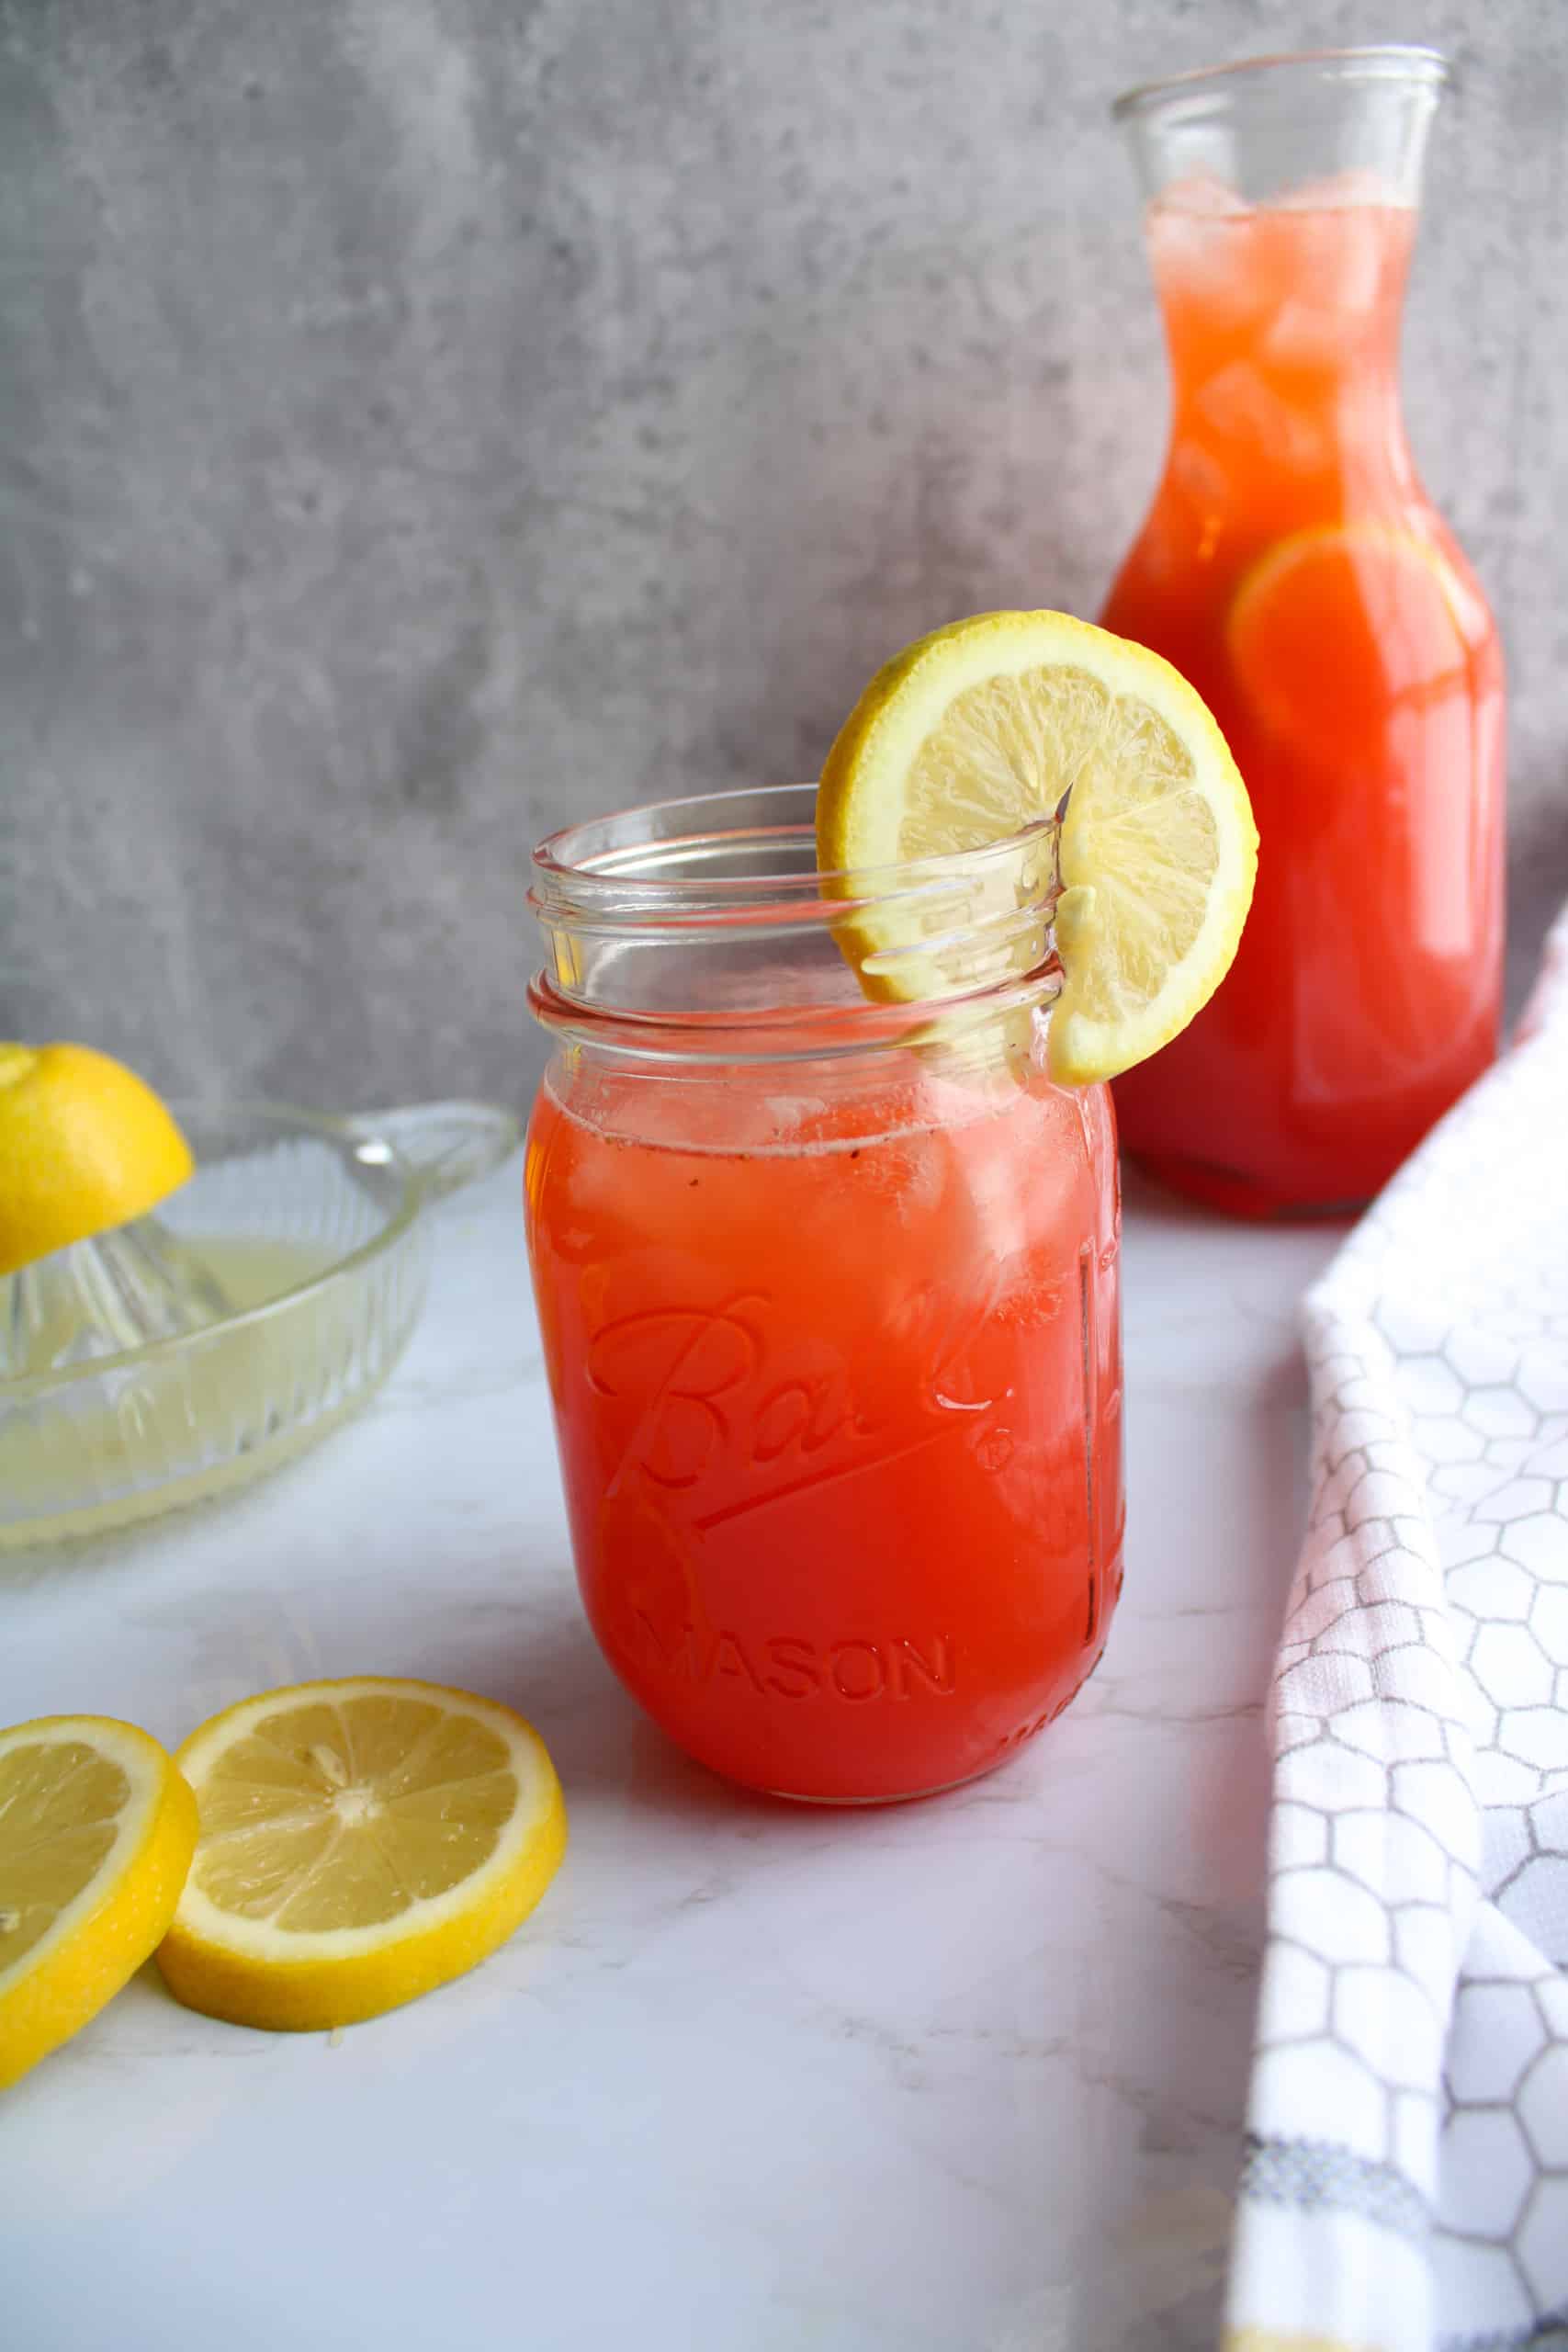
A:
[527,783,1062,1068]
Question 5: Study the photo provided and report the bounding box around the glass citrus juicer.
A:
[0,1052,518,1550]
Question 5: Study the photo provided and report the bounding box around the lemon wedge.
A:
[156,1678,567,2032]
[0,1043,194,1278]
[816,610,1258,1084]
[0,1714,198,2090]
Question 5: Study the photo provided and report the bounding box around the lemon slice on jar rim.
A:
[815,609,1258,1085]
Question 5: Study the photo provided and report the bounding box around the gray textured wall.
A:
[4,0,1565,1113]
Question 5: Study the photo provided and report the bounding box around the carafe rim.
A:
[1112,45,1450,126]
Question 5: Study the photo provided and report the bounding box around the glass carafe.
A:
[1101,48,1506,1217]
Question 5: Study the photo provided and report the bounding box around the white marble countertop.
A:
[0,1153,1346,2352]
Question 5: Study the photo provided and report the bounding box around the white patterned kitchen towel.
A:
[1224,905,1568,2352]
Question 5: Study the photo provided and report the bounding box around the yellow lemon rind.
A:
[0,1043,195,1278]
[155,1677,568,2034]
[815,610,1258,1087]
[0,1715,197,2093]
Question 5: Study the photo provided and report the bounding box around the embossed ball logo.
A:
[582,1285,1005,1704]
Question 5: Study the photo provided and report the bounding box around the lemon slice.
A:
[0,1714,198,2090]
[0,1043,195,1278]
[156,1678,567,2031]
[1227,523,1473,763]
[816,610,1257,1085]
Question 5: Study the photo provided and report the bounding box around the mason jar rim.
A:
[526,782,1063,1068]
[529,782,1060,932]
[1111,44,1451,125]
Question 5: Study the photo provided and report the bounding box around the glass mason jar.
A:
[1101,48,1506,1217]
[525,786,1123,1804]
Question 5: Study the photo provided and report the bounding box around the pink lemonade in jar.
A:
[525,786,1127,1804]
[525,1050,1122,1804]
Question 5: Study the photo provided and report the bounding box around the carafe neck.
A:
[1116,49,1449,514]
[1151,192,1419,504]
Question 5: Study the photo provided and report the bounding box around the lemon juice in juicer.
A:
[526,614,1257,1803]
[1101,48,1505,1217]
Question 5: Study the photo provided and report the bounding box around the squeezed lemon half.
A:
[0,1043,194,1277]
